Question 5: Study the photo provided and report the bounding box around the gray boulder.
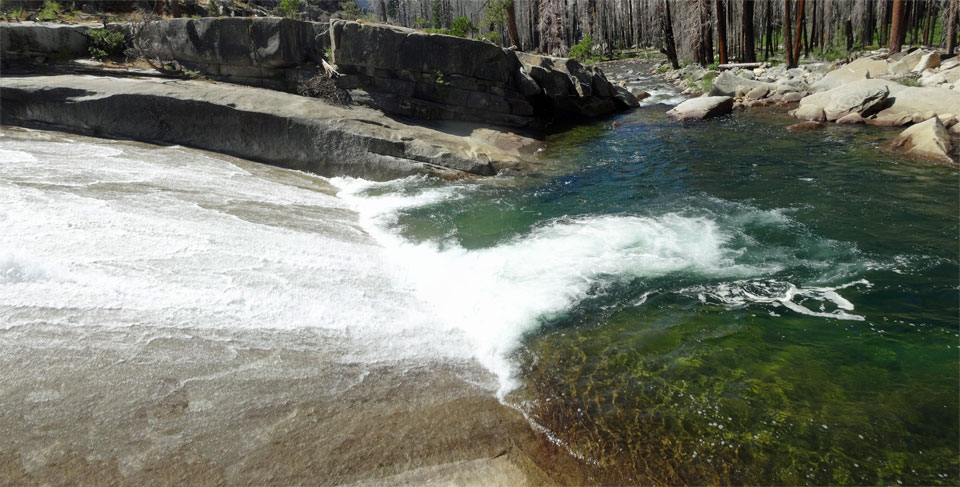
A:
[812,57,889,91]
[708,71,773,97]
[887,50,925,75]
[796,79,890,122]
[666,96,734,121]
[891,117,954,163]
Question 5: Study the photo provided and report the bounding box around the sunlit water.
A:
[2,78,958,485]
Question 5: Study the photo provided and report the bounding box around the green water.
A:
[372,107,959,485]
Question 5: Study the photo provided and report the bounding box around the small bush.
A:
[449,16,475,38]
[37,1,61,20]
[278,0,299,18]
[657,65,670,73]
[87,29,127,60]
[424,27,449,35]
[481,31,500,43]
[698,71,717,92]
[568,34,594,62]
[297,74,352,106]
[898,77,922,87]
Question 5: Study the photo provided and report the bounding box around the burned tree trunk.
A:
[949,0,959,55]
[888,0,906,54]
[717,0,729,64]
[506,0,521,49]
[661,0,681,68]
[742,0,756,61]
[784,0,796,67]
[792,0,805,64]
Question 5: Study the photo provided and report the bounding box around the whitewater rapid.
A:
[1,127,871,398]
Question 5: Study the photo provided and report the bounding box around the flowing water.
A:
[1,77,958,485]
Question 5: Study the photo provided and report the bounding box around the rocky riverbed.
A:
[600,48,960,164]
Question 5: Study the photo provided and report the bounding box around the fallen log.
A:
[718,62,763,70]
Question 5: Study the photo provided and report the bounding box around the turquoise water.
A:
[340,105,958,485]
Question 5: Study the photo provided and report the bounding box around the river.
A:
[1,76,957,485]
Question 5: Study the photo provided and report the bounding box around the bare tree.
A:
[949,0,959,54]
[661,0,681,68]
[741,0,756,61]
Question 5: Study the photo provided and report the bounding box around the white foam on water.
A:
[332,177,775,395]
[689,278,872,321]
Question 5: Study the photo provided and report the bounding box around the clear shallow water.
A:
[335,107,959,484]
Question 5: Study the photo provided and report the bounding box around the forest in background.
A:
[364,0,959,68]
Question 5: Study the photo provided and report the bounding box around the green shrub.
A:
[336,0,364,20]
[657,65,670,73]
[449,16,475,38]
[898,77,922,87]
[698,71,717,93]
[424,27,449,35]
[568,35,594,62]
[432,69,449,98]
[87,29,127,60]
[37,1,61,20]
[481,31,500,43]
[278,0,298,18]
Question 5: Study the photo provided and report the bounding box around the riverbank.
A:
[599,50,960,163]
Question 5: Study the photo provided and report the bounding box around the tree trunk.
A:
[792,0,805,64]
[845,17,853,51]
[661,0,680,68]
[949,0,959,55]
[784,0,796,67]
[506,0,522,49]
[377,0,387,22]
[742,0,756,61]
[862,0,875,47]
[888,0,906,54]
[717,0,729,64]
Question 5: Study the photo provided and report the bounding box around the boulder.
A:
[795,79,890,122]
[709,71,774,97]
[866,112,913,126]
[666,96,734,121]
[745,85,770,100]
[887,49,926,75]
[793,104,826,121]
[913,51,941,72]
[890,117,954,163]
[613,85,641,108]
[813,57,889,91]
[872,85,960,122]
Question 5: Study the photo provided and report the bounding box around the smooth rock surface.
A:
[0,74,540,179]
[797,79,890,122]
[890,117,955,163]
[812,57,889,91]
[666,96,734,121]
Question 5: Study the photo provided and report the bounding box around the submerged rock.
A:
[786,121,826,131]
[890,117,954,163]
[666,96,734,121]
